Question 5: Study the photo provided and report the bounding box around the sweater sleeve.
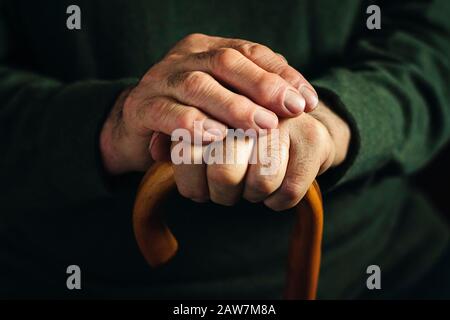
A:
[0,6,138,211]
[312,0,450,190]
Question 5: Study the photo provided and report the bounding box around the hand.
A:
[100,33,319,174]
[172,101,351,210]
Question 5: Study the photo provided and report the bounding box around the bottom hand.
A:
[172,101,350,211]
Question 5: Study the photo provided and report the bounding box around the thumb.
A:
[149,132,172,162]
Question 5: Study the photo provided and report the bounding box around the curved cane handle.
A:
[133,162,178,267]
[284,179,323,300]
[133,161,323,300]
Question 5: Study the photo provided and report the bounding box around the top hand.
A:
[100,34,319,174]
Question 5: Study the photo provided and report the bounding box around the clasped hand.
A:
[100,33,350,210]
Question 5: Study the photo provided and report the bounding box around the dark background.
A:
[415,143,450,223]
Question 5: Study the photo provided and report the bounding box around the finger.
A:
[263,132,320,211]
[206,133,255,206]
[168,34,318,112]
[238,45,319,112]
[167,33,217,55]
[183,35,314,95]
[182,49,307,116]
[243,127,290,202]
[276,53,288,64]
[219,39,319,111]
[171,141,209,203]
[228,41,306,88]
[222,39,319,112]
[171,34,301,87]
[149,132,172,161]
[299,85,320,113]
[161,70,279,130]
[139,96,227,143]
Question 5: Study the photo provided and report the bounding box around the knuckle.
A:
[279,179,303,203]
[193,50,216,61]
[182,71,211,99]
[256,73,285,102]
[302,120,329,145]
[224,96,255,126]
[208,166,241,187]
[142,66,163,83]
[175,108,199,130]
[147,97,167,122]
[164,52,183,63]
[277,53,288,63]
[182,33,206,44]
[121,93,138,122]
[259,153,282,175]
[237,43,290,75]
[184,70,208,88]
[279,67,302,86]
[247,178,275,197]
[238,43,265,58]
[166,71,189,88]
[212,48,241,73]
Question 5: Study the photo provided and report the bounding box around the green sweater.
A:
[0,0,449,299]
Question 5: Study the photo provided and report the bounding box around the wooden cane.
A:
[133,161,323,300]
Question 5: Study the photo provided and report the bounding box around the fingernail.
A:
[284,89,305,114]
[300,86,319,110]
[149,132,160,152]
[254,109,278,129]
[203,119,226,141]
